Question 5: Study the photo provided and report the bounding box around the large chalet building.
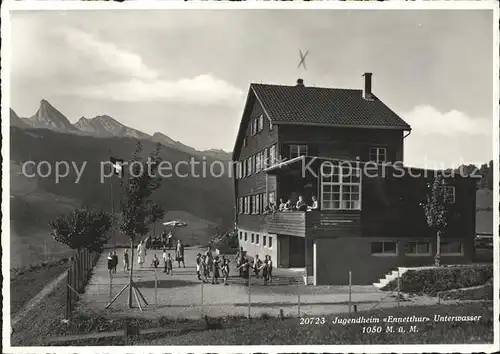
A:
[232,74,477,285]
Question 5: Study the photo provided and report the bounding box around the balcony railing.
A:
[265,211,361,238]
[266,211,306,237]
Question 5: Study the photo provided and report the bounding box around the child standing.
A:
[253,255,262,278]
[237,258,250,286]
[196,253,202,280]
[212,256,221,284]
[166,253,173,275]
[152,254,160,268]
[123,249,130,272]
[267,255,273,283]
[162,249,168,273]
[112,251,118,273]
[260,257,269,285]
[221,256,230,286]
[107,252,114,274]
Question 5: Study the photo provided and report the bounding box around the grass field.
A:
[18,301,492,346]
[10,259,70,318]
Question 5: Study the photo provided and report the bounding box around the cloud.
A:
[402,105,490,136]
[62,74,244,105]
[401,105,492,169]
[63,28,159,81]
[12,20,243,107]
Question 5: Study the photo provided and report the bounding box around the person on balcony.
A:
[308,195,319,211]
[296,196,308,211]
[284,199,293,211]
[279,198,287,211]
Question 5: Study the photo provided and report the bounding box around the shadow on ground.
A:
[136,279,199,289]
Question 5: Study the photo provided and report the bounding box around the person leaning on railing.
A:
[307,196,319,211]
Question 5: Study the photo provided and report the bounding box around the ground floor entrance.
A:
[277,235,306,268]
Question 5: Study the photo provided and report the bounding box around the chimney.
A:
[296,78,304,87]
[362,73,373,100]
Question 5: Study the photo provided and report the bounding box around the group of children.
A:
[236,254,273,286]
[111,245,273,287]
[196,247,231,285]
[106,251,119,273]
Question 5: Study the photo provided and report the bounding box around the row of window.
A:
[243,114,273,146]
[371,241,463,256]
[321,164,362,210]
[238,192,276,214]
[235,144,277,179]
[239,231,273,248]
[319,162,456,211]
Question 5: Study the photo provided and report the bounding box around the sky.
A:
[10,9,495,168]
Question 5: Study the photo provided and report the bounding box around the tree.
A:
[117,141,164,308]
[49,208,111,253]
[421,175,452,267]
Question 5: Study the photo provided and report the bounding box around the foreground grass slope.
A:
[39,302,493,346]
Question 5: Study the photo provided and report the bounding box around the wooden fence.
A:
[66,248,100,319]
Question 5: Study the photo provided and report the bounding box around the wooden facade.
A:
[232,78,477,284]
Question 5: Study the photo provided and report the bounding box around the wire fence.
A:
[84,266,426,321]
[66,248,101,318]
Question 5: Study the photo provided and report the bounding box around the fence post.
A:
[348,270,352,314]
[154,270,158,311]
[248,267,251,320]
[72,262,77,304]
[298,292,301,317]
[201,278,204,318]
[66,269,71,319]
[397,268,400,308]
[108,270,113,317]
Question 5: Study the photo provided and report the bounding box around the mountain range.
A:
[11,99,232,160]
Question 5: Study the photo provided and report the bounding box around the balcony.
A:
[265,211,361,238]
[266,211,306,237]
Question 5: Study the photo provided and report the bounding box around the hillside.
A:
[10,126,234,224]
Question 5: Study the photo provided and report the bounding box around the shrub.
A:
[440,284,493,301]
[382,264,493,295]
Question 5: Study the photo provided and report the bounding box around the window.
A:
[244,232,248,241]
[245,196,250,214]
[321,162,361,210]
[242,160,247,177]
[238,198,243,214]
[247,158,252,175]
[405,241,431,256]
[243,138,247,147]
[239,232,243,240]
[371,241,398,256]
[443,186,456,204]
[369,147,387,163]
[268,236,273,248]
[254,195,260,214]
[256,234,260,245]
[263,148,269,168]
[440,242,463,255]
[270,145,277,166]
[251,234,255,243]
[290,144,308,159]
[269,118,273,131]
[263,235,267,246]
[256,153,261,172]
[257,114,264,132]
[261,193,266,211]
[251,120,256,136]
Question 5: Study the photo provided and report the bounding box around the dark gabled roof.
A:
[251,83,411,130]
